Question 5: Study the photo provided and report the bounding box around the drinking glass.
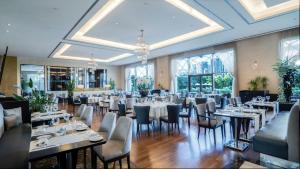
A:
[266,96,270,102]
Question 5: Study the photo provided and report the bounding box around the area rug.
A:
[31,148,138,169]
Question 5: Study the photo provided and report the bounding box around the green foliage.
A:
[273,57,299,102]
[130,75,154,92]
[66,80,75,98]
[109,78,116,90]
[248,76,269,91]
[177,75,188,92]
[28,78,33,88]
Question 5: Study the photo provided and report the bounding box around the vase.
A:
[139,90,148,98]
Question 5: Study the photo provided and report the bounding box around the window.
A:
[20,64,45,94]
[281,36,300,100]
[125,64,154,92]
[174,49,234,94]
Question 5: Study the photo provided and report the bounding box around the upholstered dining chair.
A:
[195,103,223,143]
[109,96,120,113]
[179,102,193,128]
[125,98,136,114]
[93,116,133,169]
[134,105,153,136]
[81,106,94,127]
[228,98,236,107]
[160,104,181,135]
[206,101,224,138]
[75,104,86,117]
[235,96,242,105]
[97,112,117,140]
[118,103,126,117]
[195,97,207,104]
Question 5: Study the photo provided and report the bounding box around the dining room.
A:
[0,0,299,169]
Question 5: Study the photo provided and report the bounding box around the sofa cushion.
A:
[4,107,22,125]
[253,112,290,159]
[0,124,31,169]
[0,104,4,138]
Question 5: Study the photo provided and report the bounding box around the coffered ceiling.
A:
[0,0,299,65]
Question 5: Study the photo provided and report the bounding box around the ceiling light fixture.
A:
[238,0,299,20]
[134,29,149,64]
[70,0,224,52]
[52,44,133,63]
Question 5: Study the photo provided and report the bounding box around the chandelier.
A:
[134,29,150,64]
[88,53,97,71]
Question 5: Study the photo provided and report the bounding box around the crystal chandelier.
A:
[134,29,150,64]
[88,53,97,71]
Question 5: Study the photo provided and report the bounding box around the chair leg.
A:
[221,126,224,139]
[104,162,108,169]
[213,129,216,144]
[167,123,170,135]
[188,117,190,128]
[119,159,122,169]
[127,155,131,169]
[83,148,86,169]
[137,123,139,136]
[177,122,180,134]
[197,126,200,139]
[160,121,162,133]
[147,124,150,136]
[204,128,206,135]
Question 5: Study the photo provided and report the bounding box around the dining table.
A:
[214,108,261,151]
[31,110,72,127]
[134,101,176,120]
[244,101,279,120]
[29,121,106,169]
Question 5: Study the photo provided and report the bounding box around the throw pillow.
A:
[4,107,22,125]
[4,115,18,130]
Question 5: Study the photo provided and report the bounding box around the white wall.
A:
[17,57,123,92]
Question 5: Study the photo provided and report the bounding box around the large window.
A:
[20,64,45,94]
[125,64,154,92]
[174,49,234,94]
[281,36,300,100]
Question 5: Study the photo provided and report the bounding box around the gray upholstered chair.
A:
[97,112,117,140]
[75,104,86,117]
[125,98,135,113]
[109,96,120,113]
[80,106,93,127]
[235,96,242,105]
[93,116,133,169]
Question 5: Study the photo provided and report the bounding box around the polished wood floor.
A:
[61,103,260,168]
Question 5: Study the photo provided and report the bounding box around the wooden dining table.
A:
[29,121,106,169]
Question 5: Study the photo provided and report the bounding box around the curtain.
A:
[170,59,177,94]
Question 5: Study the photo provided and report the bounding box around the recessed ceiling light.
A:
[239,0,299,20]
[115,22,119,25]
[6,30,9,33]
[7,24,11,26]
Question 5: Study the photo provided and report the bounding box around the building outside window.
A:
[174,49,234,94]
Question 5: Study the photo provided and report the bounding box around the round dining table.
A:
[134,102,176,120]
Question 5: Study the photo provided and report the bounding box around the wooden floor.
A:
[61,103,260,168]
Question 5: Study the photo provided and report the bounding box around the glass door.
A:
[188,74,213,93]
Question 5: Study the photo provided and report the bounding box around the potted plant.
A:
[108,78,116,90]
[66,80,75,104]
[136,77,152,97]
[273,58,297,102]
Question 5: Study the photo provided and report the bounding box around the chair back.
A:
[206,101,216,115]
[99,112,116,140]
[81,106,93,127]
[134,106,151,124]
[195,97,207,104]
[166,104,181,123]
[110,96,119,110]
[118,103,126,116]
[76,104,86,117]
[287,102,300,162]
[195,103,206,122]
[214,95,221,105]
[228,98,236,106]
[235,96,242,105]
[126,98,135,109]
[220,97,226,109]
[111,116,133,154]
[170,94,178,103]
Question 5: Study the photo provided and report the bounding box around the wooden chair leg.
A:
[197,126,200,139]
[103,162,108,169]
[147,124,150,136]
[127,155,131,169]
[188,117,190,128]
[213,129,216,144]
[221,126,224,139]
[167,123,170,135]
[119,159,122,169]
[159,121,162,132]
[177,123,180,134]
[83,148,86,169]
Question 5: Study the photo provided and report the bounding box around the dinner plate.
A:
[76,126,87,131]
[89,135,103,142]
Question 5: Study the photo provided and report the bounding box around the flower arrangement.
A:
[136,76,153,97]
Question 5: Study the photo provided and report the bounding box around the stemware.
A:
[266,96,270,102]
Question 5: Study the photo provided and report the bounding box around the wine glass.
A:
[266,96,270,102]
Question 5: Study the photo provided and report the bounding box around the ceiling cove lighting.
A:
[71,0,224,51]
[238,0,299,20]
[52,44,133,63]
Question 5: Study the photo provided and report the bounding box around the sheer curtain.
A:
[214,49,237,96]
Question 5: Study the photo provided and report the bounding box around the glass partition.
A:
[20,64,45,94]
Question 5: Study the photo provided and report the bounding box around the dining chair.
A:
[81,106,94,127]
[93,116,133,169]
[195,97,207,104]
[206,101,224,138]
[160,104,181,135]
[179,102,193,128]
[97,112,117,140]
[75,104,86,117]
[125,98,135,114]
[134,105,153,136]
[228,98,236,107]
[195,103,223,144]
[109,96,119,113]
[118,103,126,117]
[235,96,242,105]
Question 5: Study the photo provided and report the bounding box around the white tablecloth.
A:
[134,102,176,119]
[31,110,70,122]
